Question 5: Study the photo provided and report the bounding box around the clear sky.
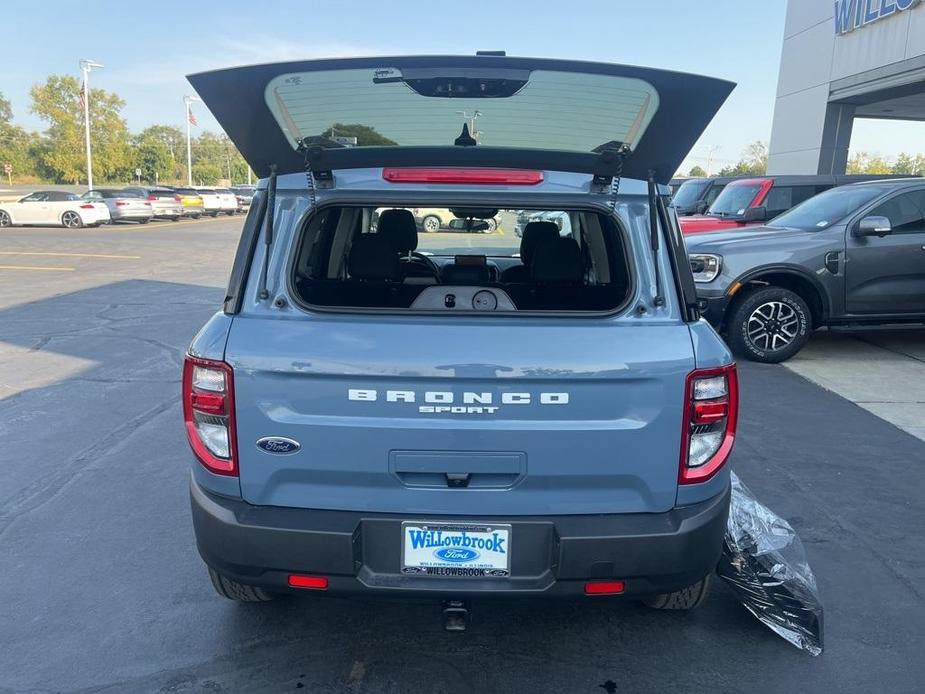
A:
[2,0,921,173]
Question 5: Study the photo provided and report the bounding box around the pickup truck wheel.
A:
[727,286,811,364]
[642,573,712,611]
[208,567,277,602]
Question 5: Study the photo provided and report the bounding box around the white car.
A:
[214,188,240,215]
[196,188,238,217]
[0,190,110,229]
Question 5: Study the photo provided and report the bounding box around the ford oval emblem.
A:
[255,436,301,455]
[434,547,480,563]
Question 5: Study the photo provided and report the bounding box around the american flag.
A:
[187,106,198,127]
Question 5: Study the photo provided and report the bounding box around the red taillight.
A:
[382,167,544,185]
[584,580,625,595]
[680,364,738,484]
[174,195,182,202]
[288,575,328,590]
[147,194,157,200]
[79,204,94,209]
[182,356,237,476]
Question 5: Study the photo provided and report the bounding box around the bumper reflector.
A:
[584,580,625,596]
[288,574,329,590]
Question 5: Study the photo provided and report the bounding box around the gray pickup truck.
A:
[687,178,925,362]
[182,55,740,626]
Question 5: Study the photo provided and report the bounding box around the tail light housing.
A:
[183,356,237,476]
[680,364,737,484]
[147,194,158,200]
[174,195,182,202]
[382,167,544,185]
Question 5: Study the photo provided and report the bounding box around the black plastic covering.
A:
[718,472,824,655]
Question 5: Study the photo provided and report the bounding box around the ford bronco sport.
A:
[183,55,738,621]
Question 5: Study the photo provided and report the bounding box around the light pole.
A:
[705,145,720,176]
[184,95,201,186]
[79,59,104,190]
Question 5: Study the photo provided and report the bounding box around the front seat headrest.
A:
[519,221,561,266]
[348,235,400,281]
[377,209,418,253]
[532,237,583,284]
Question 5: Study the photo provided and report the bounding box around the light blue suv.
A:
[182,55,739,621]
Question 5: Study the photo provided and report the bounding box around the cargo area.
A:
[289,206,633,313]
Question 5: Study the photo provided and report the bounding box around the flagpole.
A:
[184,96,193,186]
[79,59,103,189]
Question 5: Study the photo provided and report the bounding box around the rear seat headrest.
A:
[519,221,561,266]
[377,209,418,253]
[348,235,400,281]
[532,237,583,284]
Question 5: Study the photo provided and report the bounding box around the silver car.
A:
[122,187,183,221]
[82,189,154,223]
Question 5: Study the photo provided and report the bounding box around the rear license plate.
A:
[401,522,511,577]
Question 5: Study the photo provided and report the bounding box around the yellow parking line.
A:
[0,265,75,272]
[0,251,141,260]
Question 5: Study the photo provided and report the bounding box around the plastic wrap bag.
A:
[717,472,824,655]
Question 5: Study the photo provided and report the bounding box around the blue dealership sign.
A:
[835,0,923,35]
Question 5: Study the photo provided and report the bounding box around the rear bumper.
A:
[112,208,153,220]
[190,476,730,598]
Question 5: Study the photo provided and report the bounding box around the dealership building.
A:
[768,0,925,174]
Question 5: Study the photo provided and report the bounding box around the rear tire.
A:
[483,218,498,233]
[139,218,150,224]
[726,286,811,364]
[207,567,277,602]
[61,211,83,229]
[642,573,712,611]
[422,215,441,233]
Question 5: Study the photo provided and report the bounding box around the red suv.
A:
[679,174,907,234]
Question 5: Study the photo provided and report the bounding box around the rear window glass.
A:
[265,67,659,153]
[290,206,631,313]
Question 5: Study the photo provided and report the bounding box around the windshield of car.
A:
[767,186,887,230]
[671,179,709,207]
[707,183,763,217]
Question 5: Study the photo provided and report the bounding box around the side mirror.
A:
[742,206,767,223]
[855,216,892,238]
[695,201,709,214]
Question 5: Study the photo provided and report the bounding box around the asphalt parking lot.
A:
[1,218,924,693]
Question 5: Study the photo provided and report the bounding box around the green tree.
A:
[687,165,708,177]
[0,92,12,124]
[137,124,185,180]
[133,136,174,183]
[890,152,925,175]
[30,74,132,183]
[847,151,892,175]
[0,91,41,179]
[322,123,397,146]
[191,161,222,185]
[718,141,768,177]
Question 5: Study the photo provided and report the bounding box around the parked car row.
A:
[0,185,255,228]
[674,173,910,233]
[684,177,925,363]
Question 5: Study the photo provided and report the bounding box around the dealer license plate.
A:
[401,522,511,578]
